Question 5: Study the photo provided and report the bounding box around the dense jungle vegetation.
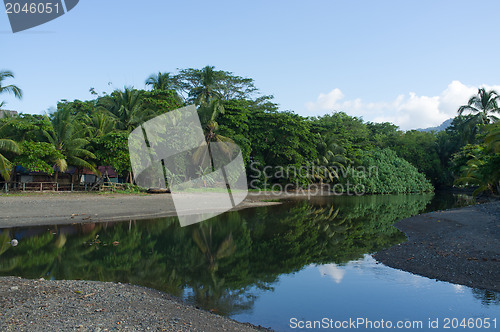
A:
[0,67,499,195]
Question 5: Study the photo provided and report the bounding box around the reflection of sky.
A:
[231,255,500,331]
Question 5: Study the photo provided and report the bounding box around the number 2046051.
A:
[443,318,497,329]
[5,2,60,14]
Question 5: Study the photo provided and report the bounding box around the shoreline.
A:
[374,200,500,292]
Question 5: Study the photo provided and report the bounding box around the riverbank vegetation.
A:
[0,67,498,195]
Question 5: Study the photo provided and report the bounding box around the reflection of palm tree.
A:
[187,217,256,315]
[193,224,236,272]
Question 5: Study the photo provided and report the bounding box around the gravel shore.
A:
[0,277,266,332]
[374,200,500,292]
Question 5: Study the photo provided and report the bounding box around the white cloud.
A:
[305,81,498,130]
[305,88,344,111]
[318,263,345,284]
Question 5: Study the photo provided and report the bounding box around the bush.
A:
[339,148,434,194]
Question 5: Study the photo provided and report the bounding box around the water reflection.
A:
[0,193,496,327]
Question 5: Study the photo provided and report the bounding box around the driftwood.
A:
[147,188,171,194]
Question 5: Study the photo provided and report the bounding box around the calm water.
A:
[1,192,498,331]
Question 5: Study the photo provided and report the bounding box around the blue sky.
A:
[2,0,499,130]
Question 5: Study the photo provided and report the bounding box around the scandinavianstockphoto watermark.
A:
[4,0,80,33]
[248,162,378,196]
[128,105,248,227]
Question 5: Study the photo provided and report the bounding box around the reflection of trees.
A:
[0,194,435,315]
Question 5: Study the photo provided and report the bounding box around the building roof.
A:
[0,110,18,118]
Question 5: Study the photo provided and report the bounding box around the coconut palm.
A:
[97,87,151,132]
[145,72,184,104]
[458,88,500,124]
[43,106,96,183]
[0,138,20,182]
[0,70,23,108]
[145,72,177,91]
[189,66,223,107]
[89,110,116,138]
[0,118,20,182]
[193,100,234,167]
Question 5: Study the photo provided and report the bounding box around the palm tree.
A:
[145,72,177,91]
[43,106,96,183]
[0,70,23,108]
[193,100,234,167]
[458,88,500,124]
[189,66,223,106]
[0,138,20,182]
[0,118,20,182]
[145,72,184,104]
[97,87,151,132]
[89,110,116,138]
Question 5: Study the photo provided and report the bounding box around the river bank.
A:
[374,200,500,292]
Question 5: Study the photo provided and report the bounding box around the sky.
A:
[2,0,500,130]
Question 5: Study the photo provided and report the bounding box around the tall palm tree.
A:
[43,106,96,183]
[458,88,500,124]
[189,66,223,106]
[145,72,177,91]
[0,70,23,108]
[193,100,234,166]
[97,87,150,132]
[145,72,184,104]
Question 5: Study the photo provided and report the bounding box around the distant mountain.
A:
[417,118,453,132]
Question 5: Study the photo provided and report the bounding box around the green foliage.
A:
[0,113,51,142]
[453,123,500,195]
[249,110,317,171]
[339,148,434,194]
[3,66,494,194]
[311,112,371,159]
[97,87,152,132]
[92,132,130,175]
[388,130,442,184]
[13,141,64,174]
[44,106,96,174]
[141,89,183,115]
